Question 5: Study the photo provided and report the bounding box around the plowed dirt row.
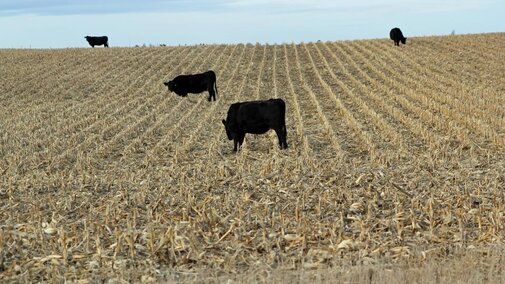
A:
[0,33,504,282]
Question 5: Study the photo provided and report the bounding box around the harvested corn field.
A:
[1,33,504,282]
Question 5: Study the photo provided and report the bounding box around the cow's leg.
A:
[238,134,245,147]
[208,85,216,101]
[282,125,288,149]
[275,127,288,149]
[274,128,283,149]
[213,81,218,101]
[233,139,239,152]
[234,133,245,152]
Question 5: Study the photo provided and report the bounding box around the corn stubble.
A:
[0,34,504,282]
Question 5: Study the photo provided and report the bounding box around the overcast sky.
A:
[0,0,503,48]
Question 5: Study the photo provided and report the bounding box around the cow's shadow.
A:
[220,132,288,155]
[185,97,199,103]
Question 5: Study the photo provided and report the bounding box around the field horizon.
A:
[1,32,504,282]
[1,31,503,50]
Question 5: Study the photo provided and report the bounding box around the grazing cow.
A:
[389,28,407,46]
[84,36,109,48]
[163,70,218,102]
[222,98,288,152]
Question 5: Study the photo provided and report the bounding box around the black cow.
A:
[222,98,288,152]
[389,28,407,46]
[85,36,109,48]
[164,70,217,102]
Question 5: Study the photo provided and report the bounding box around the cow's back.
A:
[226,102,242,126]
[390,28,404,39]
[85,36,109,46]
[236,99,285,134]
[390,28,397,40]
[174,72,213,93]
[184,74,207,93]
[223,98,288,151]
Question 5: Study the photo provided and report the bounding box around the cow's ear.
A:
[163,81,168,86]
[222,119,226,125]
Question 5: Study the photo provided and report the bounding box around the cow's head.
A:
[163,80,175,92]
[84,36,90,40]
[222,119,235,140]
[401,37,407,44]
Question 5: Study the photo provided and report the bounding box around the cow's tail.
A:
[279,98,286,129]
[279,98,286,114]
[212,71,218,97]
[280,99,288,149]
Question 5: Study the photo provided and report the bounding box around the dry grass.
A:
[0,33,504,283]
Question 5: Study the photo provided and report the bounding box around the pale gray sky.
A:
[0,0,502,48]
